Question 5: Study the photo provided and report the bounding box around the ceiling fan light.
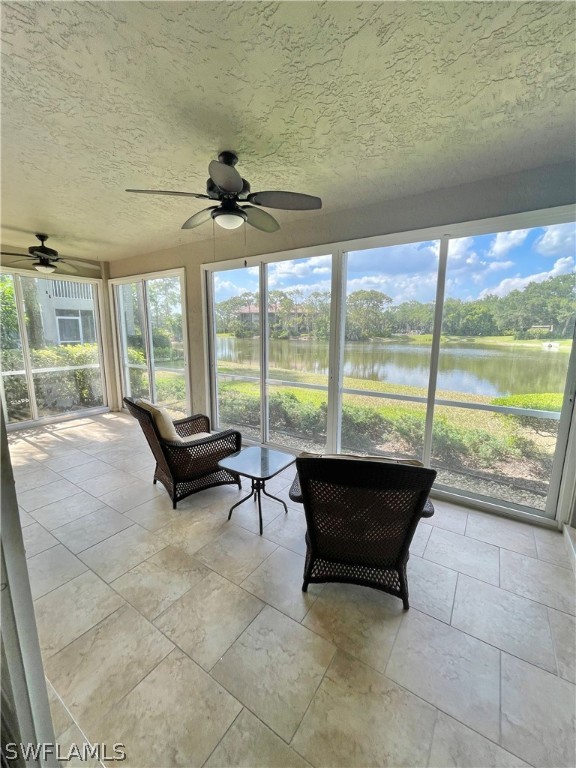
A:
[211,208,247,230]
[34,262,56,273]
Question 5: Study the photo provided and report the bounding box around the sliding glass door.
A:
[114,271,189,418]
[0,273,106,423]
[206,218,575,520]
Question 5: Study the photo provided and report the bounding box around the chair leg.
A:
[302,580,309,592]
[398,566,409,610]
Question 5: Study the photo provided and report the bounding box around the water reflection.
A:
[216,337,569,396]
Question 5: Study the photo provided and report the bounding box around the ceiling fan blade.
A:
[208,160,243,194]
[242,206,280,233]
[181,206,218,230]
[54,262,78,274]
[247,191,322,210]
[1,251,30,257]
[3,258,33,265]
[60,259,101,271]
[126,189,209,199]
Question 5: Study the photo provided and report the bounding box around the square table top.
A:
[218,445,296,481]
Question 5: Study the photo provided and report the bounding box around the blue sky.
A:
[213,223,575,305]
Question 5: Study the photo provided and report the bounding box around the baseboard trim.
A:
[562,524,576,573]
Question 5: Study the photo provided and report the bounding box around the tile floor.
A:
[9,412,576,768]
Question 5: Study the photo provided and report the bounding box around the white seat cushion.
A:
[180,432,213,444]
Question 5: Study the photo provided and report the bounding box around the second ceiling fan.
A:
[126,151,322,233]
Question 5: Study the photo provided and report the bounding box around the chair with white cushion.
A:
[124,397,242,508]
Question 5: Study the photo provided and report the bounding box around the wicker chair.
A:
[295,456,436,609]
[124,397,242,508]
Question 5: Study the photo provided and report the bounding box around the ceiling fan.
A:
[0,233,101,274]
[126,151,322,232]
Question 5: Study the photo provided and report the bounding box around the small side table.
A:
[218,446,296,535]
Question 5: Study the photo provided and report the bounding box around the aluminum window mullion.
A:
[422,235,449,466]
[142,281,155,402]
[327,250,346,453]
[13,275,39,421]
[260,263,269,444]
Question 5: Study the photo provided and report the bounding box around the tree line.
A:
[215,273,575,340]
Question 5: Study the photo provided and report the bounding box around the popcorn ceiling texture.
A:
[1,1,574,261]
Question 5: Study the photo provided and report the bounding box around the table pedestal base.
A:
[228,478,288,535]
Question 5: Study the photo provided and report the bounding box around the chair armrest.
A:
[420,499,435,518]
[173,413,211,437]
[161,429,241,457]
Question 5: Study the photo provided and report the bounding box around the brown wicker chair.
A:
[295,456,437,609]
[124,397,242,508]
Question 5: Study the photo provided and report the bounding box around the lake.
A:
[216,337,571,397]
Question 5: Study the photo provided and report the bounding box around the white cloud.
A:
[535,223,576,257]
[488,229,529,259]
[487,259,514,272]
[479,256,575,298]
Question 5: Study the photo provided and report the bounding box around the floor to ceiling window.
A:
[112,270,189,418]
[205,215,575,520]
[0,273,106,424]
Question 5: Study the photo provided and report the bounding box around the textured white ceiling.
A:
[1,1,574,263]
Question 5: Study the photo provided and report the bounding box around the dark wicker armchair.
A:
[295,456,437,609]
[124,397,242,508]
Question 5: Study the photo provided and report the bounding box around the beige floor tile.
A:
[263,509,308,556]
[212,605,335,741]
[42,450,95,473]
[427,500,468,534]
[57,458,115,484]
[52,506,133,553]
[428,712,530,767]
[501,652,576,768]
[424,527,500,586]
[15,465,61,491]
[98,481,164,514]
[386,609,500,741]
[34,571,125,658]
[534,527,572,569]
[292,650,436,768]
[157,512,230,557]
[56,723,102,767]
[47,679,75,739]
[123,495,188,531]
[302,582,403,673]
[195,525,277,584]
[205,709,311,768]
[452,574,556,673]
[155,570,264,670]
[19,507,34,527]
[500,549,576,615]
[228,494,284,534]
[26,544,88,599]
[22,522,58,558]
[407,555,457,623]
[548,608,576,683]
[241,546,321,622]
[75,470,141,498]
[78,524,166,582]
[29,492,106,530]
[112,545,210,620]
[409,521,432,557]
[45,604,173,735]
[465,512,537,557]
[18,479,81,512]
[88,649,241,768]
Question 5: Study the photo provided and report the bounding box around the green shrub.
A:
[492,393,563,411]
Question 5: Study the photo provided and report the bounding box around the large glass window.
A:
[206,218,575,520]
[341,241,440,459]
[212,266,261,440]
[265,256,332,452]
[0,273,106,422]
[114,272,189,418]
[432,225,575,513]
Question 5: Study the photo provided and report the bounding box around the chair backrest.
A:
[123,397,172,476]
[296,457,437,568]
